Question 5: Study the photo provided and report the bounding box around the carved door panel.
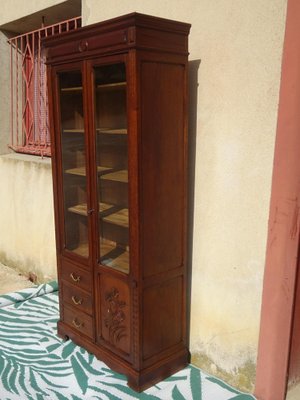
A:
[96,274,131,358]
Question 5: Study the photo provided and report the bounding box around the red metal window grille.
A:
[8,16,82,157]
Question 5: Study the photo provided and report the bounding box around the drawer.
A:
[60,260,91,292]
[61,282,93,315]
[83,29,128,52]
[46,29,129,62]
[63,304,94,340]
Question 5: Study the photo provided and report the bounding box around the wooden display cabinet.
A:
[44,12,191,391]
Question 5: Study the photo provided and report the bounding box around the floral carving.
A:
[104,287,127,344]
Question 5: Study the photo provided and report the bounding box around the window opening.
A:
[8,16,82,157]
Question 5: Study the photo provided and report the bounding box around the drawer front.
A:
[63,304,94,340]
[61,282,93,315]
[84,29,127,52]
[47,29,129,62]
[60,260,91,292]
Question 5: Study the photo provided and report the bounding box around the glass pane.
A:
[94,63,129,273]
[59,70,89,258]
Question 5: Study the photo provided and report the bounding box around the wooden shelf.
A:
[97,166,114,175]
[61,82,126,93]
[65,166,86,176]
[97,82,126,91]
[101,169,128,183]
[63,129,84,133]
[65,166,113,176]
[100,242,129,273]
[61,82,125,93]
[68,202,114,216]
[68,203,88,216]
[102,208,128,228]
[63,128,127,135]
[72,242,89,258]
[97,128,127,135]
[61,87,82,92]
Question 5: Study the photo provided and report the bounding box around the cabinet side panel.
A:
[142,276,183,360]
[140,61,185,278]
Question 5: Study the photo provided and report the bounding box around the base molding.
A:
[57,320,190,392]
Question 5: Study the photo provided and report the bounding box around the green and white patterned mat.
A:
[0,282,256,400]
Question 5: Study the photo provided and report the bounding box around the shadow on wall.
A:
[186,59,257,393]
[186,59,201,349]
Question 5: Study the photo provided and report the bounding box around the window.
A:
[8,17,81,157]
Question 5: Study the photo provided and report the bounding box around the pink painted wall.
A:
[289,256,300,385]
[255,1,300,399]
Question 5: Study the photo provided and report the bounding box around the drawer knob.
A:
[72,295,83,305]
[72,318,83,329]
[70,272,81,283]
[78,40,88,52]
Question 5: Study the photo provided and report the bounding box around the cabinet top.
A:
[43,12,191,64]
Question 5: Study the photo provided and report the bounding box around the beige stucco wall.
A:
[0,0,65,26]
[0,31,11,155]
[82,0,287,390]
[0,154,56,282]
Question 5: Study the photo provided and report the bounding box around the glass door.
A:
[93,62,129,273]
[58,69,90,259]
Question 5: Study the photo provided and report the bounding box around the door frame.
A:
[255,1,300,399]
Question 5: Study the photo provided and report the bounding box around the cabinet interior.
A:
[59,64,129,273]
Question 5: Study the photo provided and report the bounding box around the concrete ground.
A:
[0,262,35,295]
